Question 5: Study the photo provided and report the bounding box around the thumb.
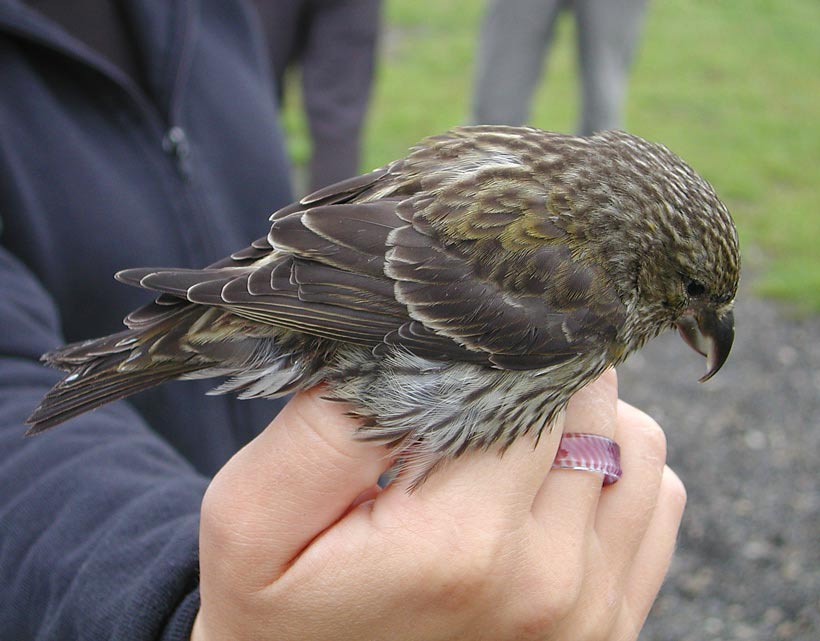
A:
[199,387,390,590]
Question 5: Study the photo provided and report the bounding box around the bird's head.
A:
[634,232,738,382]
[580,131,740,381]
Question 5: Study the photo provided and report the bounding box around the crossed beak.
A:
[675,307,735,382]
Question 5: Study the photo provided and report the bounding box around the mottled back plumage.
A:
[28,126,740,486]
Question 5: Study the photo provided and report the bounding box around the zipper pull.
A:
[162,126,191,178]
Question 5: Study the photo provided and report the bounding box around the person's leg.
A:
[573,0,648,135]
[470,0,565,125]
[251,0,308,103]
[301,0,382,190]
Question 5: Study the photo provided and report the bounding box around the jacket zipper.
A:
[162,126,191,179]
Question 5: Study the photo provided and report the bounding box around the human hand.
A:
[191,370,685,641]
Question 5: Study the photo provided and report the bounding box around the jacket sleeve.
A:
[0,244,205,640]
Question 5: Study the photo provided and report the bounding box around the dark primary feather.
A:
[28,125,739,483]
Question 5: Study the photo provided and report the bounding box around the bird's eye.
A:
[686,280,706,297]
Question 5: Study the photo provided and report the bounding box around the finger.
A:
[616,466,686,635]
[531,369,619,526]
[594,400,668,578]
[199,387,390,589]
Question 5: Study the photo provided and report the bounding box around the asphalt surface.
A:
[616,293,820,640]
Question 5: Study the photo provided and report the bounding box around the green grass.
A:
[282,0,820,312]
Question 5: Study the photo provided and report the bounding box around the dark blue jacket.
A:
[0,1,291,638]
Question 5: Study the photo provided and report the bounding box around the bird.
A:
[27,125,740,486]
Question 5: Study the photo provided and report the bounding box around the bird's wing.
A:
[382,189,626,369]
[117,201,487,362]
[118,144,627,370]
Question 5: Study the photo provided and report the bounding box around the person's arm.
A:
[0,245,204,640]
[192,369,685,641]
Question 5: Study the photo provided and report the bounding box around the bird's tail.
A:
[26,304,209,433]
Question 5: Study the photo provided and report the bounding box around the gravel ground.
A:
[616,293,820,640]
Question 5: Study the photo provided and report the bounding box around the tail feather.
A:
[27,305,212,433]
[27,351,204,433]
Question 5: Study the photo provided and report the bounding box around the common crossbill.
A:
[28,126,739,485]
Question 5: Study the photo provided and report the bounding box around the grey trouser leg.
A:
[470,0,647,133]
[574,0,648,135]
[470,0,565,125]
